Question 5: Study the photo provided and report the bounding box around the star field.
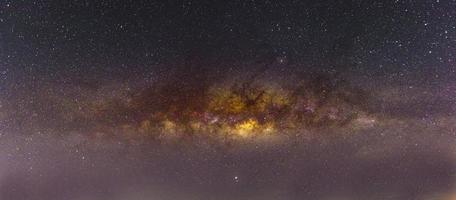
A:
[0,1,455,200]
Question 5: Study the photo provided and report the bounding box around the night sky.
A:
[1,1,456,200]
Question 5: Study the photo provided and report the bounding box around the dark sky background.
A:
[0,0,456,200]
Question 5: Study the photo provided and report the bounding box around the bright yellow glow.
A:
[162,119,177,133]
[189,121,202,131]
[235,118,259,137]
[139,120,152,134]
[263,122,275,133]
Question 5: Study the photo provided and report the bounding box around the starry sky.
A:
[0,0,456,200]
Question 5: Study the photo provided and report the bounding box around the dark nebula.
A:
[0,1,455,200]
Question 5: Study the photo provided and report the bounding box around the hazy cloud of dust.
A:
[0,120,455,200]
